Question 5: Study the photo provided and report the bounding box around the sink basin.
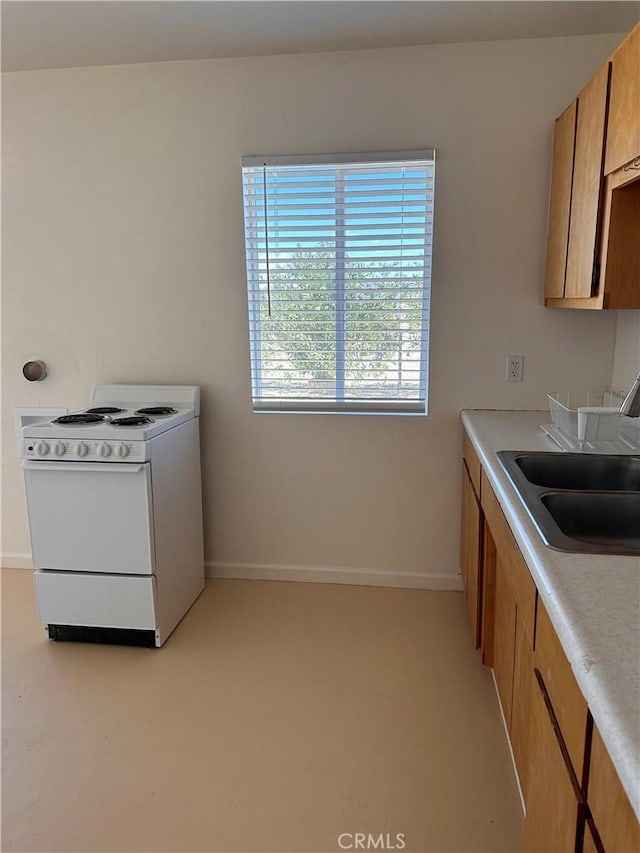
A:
[510,452,640,491]
[540,492,640,552]
[497,451,640,555]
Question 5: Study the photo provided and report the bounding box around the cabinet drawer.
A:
[588,725,640,852]
[462,431,481,498]
[534,602,588,781]
[481,476,536,643]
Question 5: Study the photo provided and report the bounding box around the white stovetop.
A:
[22,407,194,441]
[22,384,200,442]
[461,409,640,820]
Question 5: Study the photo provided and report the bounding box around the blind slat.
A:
[245,199,432,211]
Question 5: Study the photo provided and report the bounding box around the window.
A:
[241,150,435,414]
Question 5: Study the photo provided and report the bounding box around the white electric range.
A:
[21,385,205,647]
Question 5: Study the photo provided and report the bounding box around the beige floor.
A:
[2,570,523,853]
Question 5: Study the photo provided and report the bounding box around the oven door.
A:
[23,461,155,575]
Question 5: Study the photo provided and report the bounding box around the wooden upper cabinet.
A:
[544,101,577,300]
[543,26,640,310]
[564,62,611,299]
[605,23,640,175]
[599,165,640,308]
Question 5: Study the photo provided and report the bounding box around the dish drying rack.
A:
[542,391,640,453]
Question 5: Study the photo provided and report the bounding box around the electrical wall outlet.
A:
[506,355,524,382]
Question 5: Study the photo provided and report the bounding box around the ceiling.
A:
[2,1,639,73]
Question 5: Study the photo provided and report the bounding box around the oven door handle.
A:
[21,461,147,474]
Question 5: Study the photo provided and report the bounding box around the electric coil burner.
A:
[21,385,205,648]
[111,416,154,427]
[135,406,177,416]
[54,413,106,425]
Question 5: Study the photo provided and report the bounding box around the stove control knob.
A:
[115,443,129,458]
[76,442,88,458]
[97,442,112,458]
[54,441,66,456]
[35,441,49,456]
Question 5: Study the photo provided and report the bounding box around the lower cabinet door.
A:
[460,462,482,647]
[492,554,516,730]
[582,821,600,853]
[525,670,584,852]
[511,617,534,803]
[587,725,640,852]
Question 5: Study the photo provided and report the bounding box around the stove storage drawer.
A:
[23,461,155,575]
[34,570,157,630]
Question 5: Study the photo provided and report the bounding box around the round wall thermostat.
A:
[22,360,48,382]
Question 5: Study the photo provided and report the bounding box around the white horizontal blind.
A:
[241,151,435,414]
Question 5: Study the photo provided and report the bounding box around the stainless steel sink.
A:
[540,492,640,551]
[497,451,640,555]
[513,453,640,491]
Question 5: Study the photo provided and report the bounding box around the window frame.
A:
[241,149,436,416]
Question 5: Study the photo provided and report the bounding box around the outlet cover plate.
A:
[506,355,524,382]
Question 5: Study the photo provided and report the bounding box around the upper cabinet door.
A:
[605,24,640,175]
[543,101,577,300]
[564,63,611,299]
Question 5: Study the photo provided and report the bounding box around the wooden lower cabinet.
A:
[460,429,640,851]
[525,670,585,852]
[481,472,536,799]
[487,530,536,802]
[480,527,496,667]
[492,552,516,729]
[588,725,640,852]
[460,461,482,648]
[535,601,588,781]
[511,617,534,801]
[583,822,600,853]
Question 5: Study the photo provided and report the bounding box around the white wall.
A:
[1,33,623,585]
[612,312,640,393]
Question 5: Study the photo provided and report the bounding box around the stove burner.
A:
[135,407,177,417]
[111,416,154,427]
[85,407,126,415]
[54,413,106,425]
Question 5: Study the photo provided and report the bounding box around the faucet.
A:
[620,372,640,417]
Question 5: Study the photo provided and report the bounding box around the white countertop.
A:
[461,409,640,819]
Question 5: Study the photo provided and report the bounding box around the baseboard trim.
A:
[0,552,463,591]
[206,561,463,590]
[1,552,33,570]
